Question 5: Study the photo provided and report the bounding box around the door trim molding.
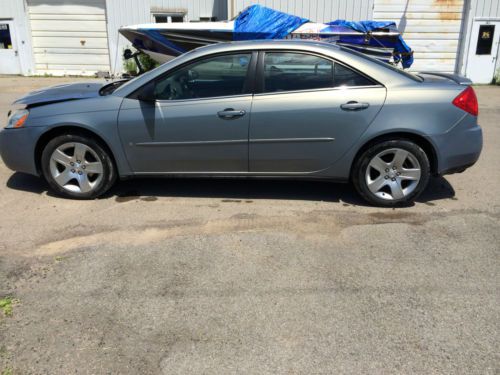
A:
[250,137,335,144]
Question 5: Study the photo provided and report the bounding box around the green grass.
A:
[0,297,16,317]
[1,367,13,375]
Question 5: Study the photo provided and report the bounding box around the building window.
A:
[0,23,13,49]
[476,25,495,55]
[153,13,185,23]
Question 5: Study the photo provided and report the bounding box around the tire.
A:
[41,133,116,199]
[352,139,430,207]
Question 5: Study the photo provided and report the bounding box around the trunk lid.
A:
[417,72,472,85]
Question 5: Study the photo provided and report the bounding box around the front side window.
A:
[263,52,376,93]
[154,53,252,100]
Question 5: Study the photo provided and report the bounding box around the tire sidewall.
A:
[353,140,430,207]
[41,134,115,199]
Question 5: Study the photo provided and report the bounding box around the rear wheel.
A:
[352,140,430,206]
[41,134,116,199]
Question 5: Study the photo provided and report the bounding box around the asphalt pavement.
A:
[0,77,498,374]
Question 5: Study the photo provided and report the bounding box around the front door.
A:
[249,51,386,173]
[0,21,21,75]
[466,20,500,84]
[118,52,254,173]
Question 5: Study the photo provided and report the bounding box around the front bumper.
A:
[0,127,43,176]
[428,116,483,176]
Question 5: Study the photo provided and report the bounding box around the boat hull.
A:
[120,21,399,65]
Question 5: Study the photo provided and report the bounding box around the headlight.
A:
[6,109,29,129]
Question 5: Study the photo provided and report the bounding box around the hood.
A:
[14,81,107,107]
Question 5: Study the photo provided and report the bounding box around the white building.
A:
[0,0,499,83]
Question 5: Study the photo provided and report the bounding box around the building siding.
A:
[230,0,374,22]
[373,0,465,73]
[106,0,151,75]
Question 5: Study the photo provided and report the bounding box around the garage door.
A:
[28,0,110,76]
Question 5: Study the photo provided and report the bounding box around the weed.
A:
[1,367,13,375]
[0,297,18,317]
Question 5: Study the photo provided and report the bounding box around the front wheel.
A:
[41,134,116,199]
[352,140,430,207]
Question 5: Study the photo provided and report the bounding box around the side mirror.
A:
[137,81,156,103]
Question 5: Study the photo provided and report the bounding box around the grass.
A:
[0,297,17,317]
[1,367,13,375]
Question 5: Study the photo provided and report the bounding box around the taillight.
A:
[452,86,478,116]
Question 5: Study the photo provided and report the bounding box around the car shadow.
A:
[6,172,455,206]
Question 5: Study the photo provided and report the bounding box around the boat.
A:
[119,4,413,68]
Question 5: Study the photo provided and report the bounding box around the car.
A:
[0,40,482,206]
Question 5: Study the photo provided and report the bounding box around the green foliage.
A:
[494,68,500,85]
[122,47,160,75]
[138,53,160,71]
[1,368,13,375]
[0,297,16,317]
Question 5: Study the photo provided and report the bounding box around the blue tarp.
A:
[327,20,414,68]
[233,5,413,68]
[234,5,309,40]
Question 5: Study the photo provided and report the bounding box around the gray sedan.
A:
[0,40,482,206]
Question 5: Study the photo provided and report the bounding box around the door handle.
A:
[340,101,369,111]
[217,108,246,119]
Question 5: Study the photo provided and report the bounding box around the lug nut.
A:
[76,160,81,164]
[82,165,86,169]
[78,171,83,175]
[384,175,389,179]
[71,169,75,173]
[391,177,396,181]
[396,172,401,176]
[70,162,74,166]
[385,168,389,172]
[392,166,397,170]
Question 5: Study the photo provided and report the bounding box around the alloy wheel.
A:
[365,148,421,201]
[49,142,104,194]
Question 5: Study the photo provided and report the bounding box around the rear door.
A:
[249,51,386,173]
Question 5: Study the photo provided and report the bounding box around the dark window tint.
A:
[476,25,495,55]
[263,53,333,93]
[154,53,251,100]
[0,24,13,49]
[263,52,376,93]
[333,63,375,87]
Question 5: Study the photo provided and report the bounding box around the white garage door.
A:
[28,0,110,76]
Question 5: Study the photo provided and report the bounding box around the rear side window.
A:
[263,52,376,93]
[334,63,376,87]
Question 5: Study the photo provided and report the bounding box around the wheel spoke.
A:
[392,149,409,168]
[84,162,103,174]
[52,149,73,167]
[369,156,389,173]
[54,170,73,186]
[368,176,388,194]
[389,180,405,200]
[74,143,87,162]
[77,174,93,193]
[400,168,421,181]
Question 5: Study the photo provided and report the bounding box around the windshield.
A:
[339,46,423,82]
